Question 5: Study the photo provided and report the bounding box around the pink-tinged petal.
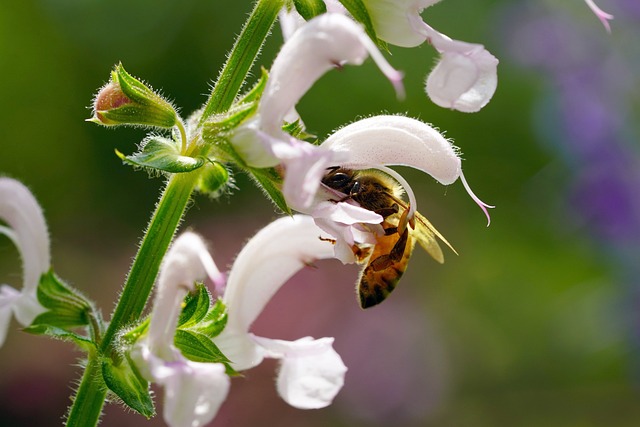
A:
[259,13,403,136]
[156,360,229,427]
[216,216,336,369]
[311,201,383,264]
[253,336,348,409]
[425,44,498,113]
[133,344,230,427]
[276,142,343,211]
[0,178,50,294]
[584,0,614,32]
[321,115,461,185]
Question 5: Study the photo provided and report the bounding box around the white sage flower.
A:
[214,215,348,409]
[291,115,492,262]
[361,0,498,112]
[0,178,49,347]
[131,231,229,427]
[231,13,404,208]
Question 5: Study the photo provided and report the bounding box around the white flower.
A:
[231,13,404,207]
[584,0,614,32]
[0,178,49,347]
[361,0,498,112]
[289,115,493,261]
[214,215,348,409]
[131,231,229,427]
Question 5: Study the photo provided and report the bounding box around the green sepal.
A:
[248,167,292,215]
[338,0,380,45]
[31,270,97,329]
[282,119,316,142]
[178,283,213,328]
[293,0,327,20]
[116,136,207,173]
[101,355,155,418]
[202,102,257,138]
[236,67,269,105]
[23,324,95,351]
[178,284,228,338]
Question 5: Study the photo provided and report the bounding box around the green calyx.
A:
[89,63,178,129]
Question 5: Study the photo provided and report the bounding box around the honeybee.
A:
[321,167,455,308]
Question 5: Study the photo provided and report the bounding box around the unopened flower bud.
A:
[88,63,178,128]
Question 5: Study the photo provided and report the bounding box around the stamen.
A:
[377,166,417,221]
[584,0,614,33]
[459,170,494,227]
[358,33,406,100]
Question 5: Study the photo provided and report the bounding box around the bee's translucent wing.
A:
[411,211,457,263]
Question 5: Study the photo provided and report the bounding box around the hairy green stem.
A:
[200,0,282,122]
[65,356,105,427]
[65,1,281,425]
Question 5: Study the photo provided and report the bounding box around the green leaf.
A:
[117,136,207,173]
[338,0,379,44]
[102,355,155,418]
[174,329,230,365]
[198,298,228,337]
[23,324,94,350]
[293,0,327,21]
[248,167,292,215]
[282,119,316,142]
[32,270,96,329]
[236,67,269,105]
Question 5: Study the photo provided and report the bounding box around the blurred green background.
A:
[1,0,639,426]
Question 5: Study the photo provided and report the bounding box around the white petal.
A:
[132,343,230,427]
[0,178,50,293]
[259,13,402,136]
[0,285,21,347]
[253,336,347,409]
[277,142,342,211]
[216,216,336,368]
[321,115,461,185]
[363,0,441,47]
[159,361,229,427]
[426,45,498,113]
[148,232,223,356]
[278,7,306,41]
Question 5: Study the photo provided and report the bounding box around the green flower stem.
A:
[200,0,283,122]
[65,356,105,427]
[100,172,199,353]
[66,2,281,426]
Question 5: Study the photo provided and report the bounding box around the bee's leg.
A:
[369,227,409,271]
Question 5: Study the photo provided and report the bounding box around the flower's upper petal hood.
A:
[0,178,50,293]
[216,215,336,370]
[258,13,403,137]
[320,115,461,185]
